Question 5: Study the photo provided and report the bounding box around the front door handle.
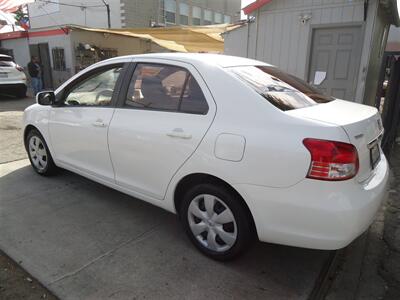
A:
[167,128,192,139]
[92,120,107,128]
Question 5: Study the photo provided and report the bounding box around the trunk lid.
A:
[287,100,383,182]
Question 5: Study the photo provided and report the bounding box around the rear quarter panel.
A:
[165,65,351,211]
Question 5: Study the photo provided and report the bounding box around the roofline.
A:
[0,31,28,41]
[0,27,70,41]
[242,0,272,15]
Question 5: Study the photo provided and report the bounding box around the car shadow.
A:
[0,163,332,299]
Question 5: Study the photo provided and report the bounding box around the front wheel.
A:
[180,183,254,260]
[26,129,57,176]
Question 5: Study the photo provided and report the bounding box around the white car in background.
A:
[23,53,389,260]
[0,54,27,98]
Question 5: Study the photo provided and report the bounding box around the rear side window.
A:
[0,56,15,67]
[125,63,208,114]
[228,66,333,111]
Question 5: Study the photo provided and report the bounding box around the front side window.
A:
[64,65,123,107]
[125,63,208,114]
[228,66,333,111]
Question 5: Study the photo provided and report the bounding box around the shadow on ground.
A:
[0,160,331,300]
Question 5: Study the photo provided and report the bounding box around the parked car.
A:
[23,53,389,260]
[0,54,27,98]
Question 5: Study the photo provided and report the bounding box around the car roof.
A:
[107,53,271,68]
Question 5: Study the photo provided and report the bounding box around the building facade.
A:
[28,0,123,29]
[224,0,400,106]
[121,0,241,27]
[26,0,241,29]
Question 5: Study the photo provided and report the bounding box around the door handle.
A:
[92,120,107,128]
[167,128,192,139]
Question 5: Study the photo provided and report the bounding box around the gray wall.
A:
[224,0,385,103]
[1,38,30,68]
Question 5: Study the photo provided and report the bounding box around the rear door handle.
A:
[167,128,192,139]
[92,120,107,128]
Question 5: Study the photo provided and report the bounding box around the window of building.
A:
[192,6,201,25]
[179,3,189,25]
[65,65,123,107]
[204,9,213,25]
[52,48,66,71]
[224,15,231,23]
[165,0,176,24]
[214,12,222,24]
[125,63,208,114]
[101,49,118,60]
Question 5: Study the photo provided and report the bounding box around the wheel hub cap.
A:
[28,136,48,171]
[188,194,237,252]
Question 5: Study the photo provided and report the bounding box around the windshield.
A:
[228,66,334,111]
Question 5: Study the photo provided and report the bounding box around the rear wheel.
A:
[180,183,254,260]
[14,85,27,98]
[26,129,57,176]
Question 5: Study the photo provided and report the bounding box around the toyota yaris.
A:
[23,53,389,260]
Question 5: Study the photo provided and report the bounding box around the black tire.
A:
[180,183,255,261]
[26,129,58,176]
[14,86,27,99]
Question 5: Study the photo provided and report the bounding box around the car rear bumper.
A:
[0,82,27,89]
[234,154,389,250]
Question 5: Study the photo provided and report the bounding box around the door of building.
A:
[308,26,363,101]
[29,43,53,89]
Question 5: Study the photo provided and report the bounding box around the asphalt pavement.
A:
[0,94,331,299]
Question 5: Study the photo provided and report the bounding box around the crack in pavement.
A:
[48,223,161,285]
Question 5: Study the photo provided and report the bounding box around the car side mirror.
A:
[36,91,55,106]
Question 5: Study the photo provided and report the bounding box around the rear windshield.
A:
[227,66,334,111]
[0,56,15,67]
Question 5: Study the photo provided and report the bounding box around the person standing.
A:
[28,56,42,96]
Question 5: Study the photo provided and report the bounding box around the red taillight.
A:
[303,138,359,181]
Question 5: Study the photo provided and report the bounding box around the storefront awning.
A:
[69,24,242,53]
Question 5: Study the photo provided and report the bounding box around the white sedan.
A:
[0,54,27,98]
[23,53,389,260]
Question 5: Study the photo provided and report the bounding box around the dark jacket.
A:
[28,61,41,78]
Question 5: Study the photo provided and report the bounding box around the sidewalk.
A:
[381,142,400,299]
[326,141,400,299]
